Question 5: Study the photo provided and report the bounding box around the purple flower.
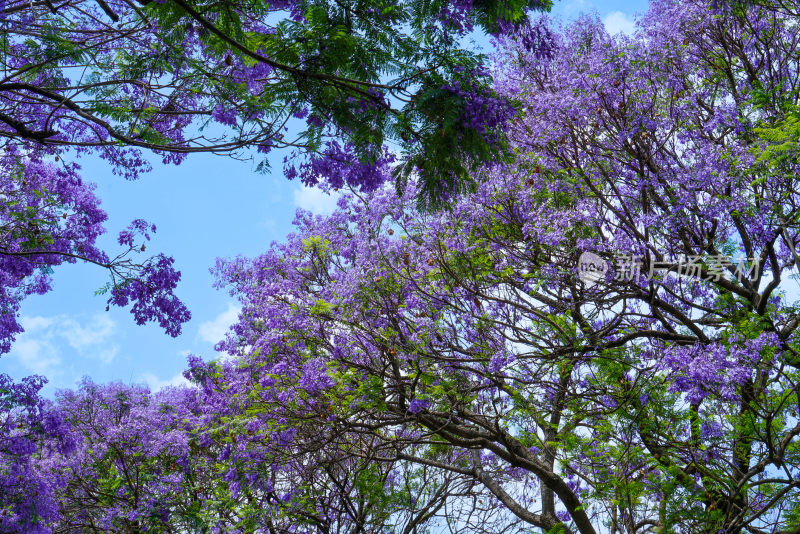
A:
[408,398,431,414]
[211,104,237,126]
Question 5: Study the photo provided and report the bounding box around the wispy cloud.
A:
[293,185,340,215]
[603,11,636,35]
[65,315,116,351]
[552,0,591,18]
[8,314,119,375]
[12,336,61,375]
[140,371,188,391]
[198,303,240,345]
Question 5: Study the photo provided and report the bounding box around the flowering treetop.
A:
[7,0,800,533]
[0,0,552,353]
[202,1,800,531]
[0,0,551,202]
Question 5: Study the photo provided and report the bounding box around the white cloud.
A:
[8,314,119,375]
[552,0,590,18]
[140,372,189,391]
[95,346,119,364]
[293,185,340,215]
[12,337,61,375]
[65,315,115,350]
[198,303,240,345]
[603,11,636,35]
[24,316,56,330]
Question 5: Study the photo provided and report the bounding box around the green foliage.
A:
[754,105,800,170]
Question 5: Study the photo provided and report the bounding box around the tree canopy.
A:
[6,0,800,532]
[0,0,550,354]
[1,0,549,196]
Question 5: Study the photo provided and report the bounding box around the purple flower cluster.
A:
[285,140,396,192]
[442,70,517,145]
[492,16,554,60]
[5,1,800,531]
[0,151,187,349]
[0,374,74,532]
[437,0,475,34]
[109,255,191,337]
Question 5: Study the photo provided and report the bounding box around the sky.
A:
[2,0,650,396]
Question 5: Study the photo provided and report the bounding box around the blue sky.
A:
[3,0,650,395]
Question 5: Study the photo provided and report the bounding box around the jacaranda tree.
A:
[1,0,554,530]
[0,0,551,353]
[0,374,74,533]
[8,0,800,532]
[0,0,551,197]
[199,1,800,532]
